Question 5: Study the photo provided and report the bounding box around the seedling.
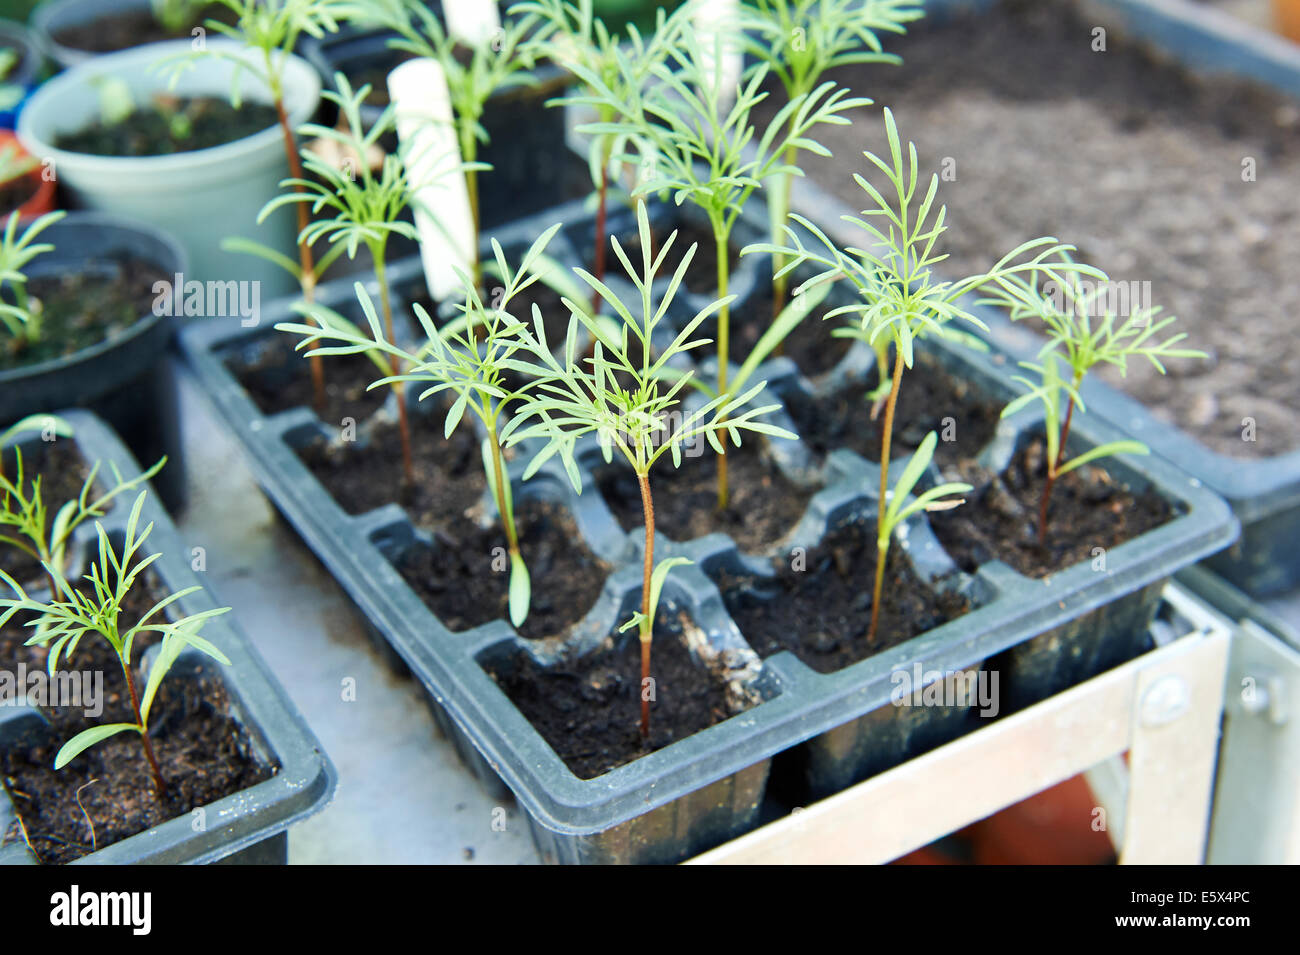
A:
[516,0,681,305]
[0,210,67,353]
[153,0,211,34]
[345,0,540,288]
[0,415,71,483]
[0,492,230,797]
[253,74,421,484]
[0,446,165,593]
[741,0,921,318]
[0,140,40,189]
[504,202,794,740]
[980,256,1205,542]
[752,108,1097,644]
[578,26,864,508]
[166,0,350,409]
[276,225,573,627]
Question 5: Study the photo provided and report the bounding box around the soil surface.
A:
[397,497,610,640]
[784,351,1003,466]
[50,5,239,55]
[771,0,1300,456]
[2,665,272,864]
[596,440,813,553]
[930,437,1173,578]
[709,280,854,377]
[718,518,970,674]
[300,412,485,529]
[489,607,742,778]
[230,337,389,425]
[55,96,278,157]
[0,440,97,589]
[0,257,167,371]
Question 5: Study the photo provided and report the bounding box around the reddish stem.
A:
[637,471,655,743]
[123,662,166,798]
[867,348,906,647]
[1038,393,1077,544]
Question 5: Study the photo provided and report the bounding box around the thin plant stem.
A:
[486,421,519,557]
[636,468,655,742]
[373,255,415,486]
[1039,391,1078,545]
[122,661,166,797]
[867,347,906,647]
[770,141,798,328]
[461,129,482,291]
[714,219,730,511]
[593,164,609,316]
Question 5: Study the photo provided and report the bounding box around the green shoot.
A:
[503,201,794,740]
[0,210,66,352]
[258,73,420,483]
[0,492,230,797]
[165,0,350,409]
[0,414,72,484]
[982,256,1206,541]
[276,225,572,628]
[152,0,211,33]
[741,0,922,318]
[576,24,864,509]
[0,140,40,188]
[749,107,1100,643]
[342,0,541,289]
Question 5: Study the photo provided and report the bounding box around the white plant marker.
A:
[388,58,475,303]
[693,0,742,108]
[443,0,502,49]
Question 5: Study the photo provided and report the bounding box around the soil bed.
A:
[784,352,1002,466]
[718,517,970,674]
[1,257,167,371]
[230,338,389,425]
[396,497,609,640]
[930,437,1174,577]
[773,0,1300,456]
[596,440,813,553]
[489,608,741,779]
[54,97,279,157]
[50,4,239,56]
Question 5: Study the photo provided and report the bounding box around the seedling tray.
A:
[0,411,335,865]
[177,188,1236,862]
[784,0,1300,598]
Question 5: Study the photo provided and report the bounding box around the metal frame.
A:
[688,585,1231,865]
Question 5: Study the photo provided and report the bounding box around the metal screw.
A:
[1140,675,1190,727]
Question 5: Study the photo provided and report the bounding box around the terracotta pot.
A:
[0,130,55,218]
[1276,0,1300,43]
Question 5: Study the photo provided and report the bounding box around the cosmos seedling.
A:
[277,225,571,627]
[578,25,863,508]
[0,492,231,797]
[751,108,1098,643]
[344,0,540,288]
[980,257,1205,541]
[166,0,350,409]
[0,210,66,352]
[741,0,921,318]
[503,202,794,740]
[255,74,420,484]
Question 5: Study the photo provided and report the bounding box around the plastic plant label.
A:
[387,58,475,303]
[694,0,742,107]
[443,0,502,50]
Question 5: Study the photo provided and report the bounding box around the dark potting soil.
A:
[50,4,239,56]
[230,337,389,425]
[0,257,167,371]
[705,280,853,378]
[774,0,1300,456]
[488,608,742,779]
[1,665,272,864]
[929,437,1174,578]
[784,352,1003,467]
[0,174,37,217]
[396,497,610,640]
[0,440,97,590]
[54,96,279,157]
[299,412,485,531]
[597,440,814,554]
[718,518,970,674]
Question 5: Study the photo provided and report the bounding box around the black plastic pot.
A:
[298,23,578,230]
[177,189,1237,861]
[825,0,1300,599]
[0,213,189,510]
[0,409,335,864]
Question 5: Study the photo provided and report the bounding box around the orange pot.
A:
[0,130,56,219]
[1276,0,1300,43]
